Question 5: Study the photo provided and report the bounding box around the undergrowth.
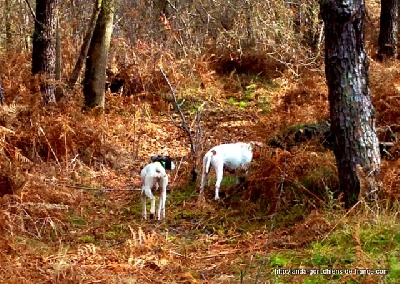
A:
[0,1,399,283]
[0,61,399,282]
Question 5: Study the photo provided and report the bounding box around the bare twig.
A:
[160,67,196,154]
[172,156,184,185]
[38,125,60,167]
[23,0,36,20]
[165,0,178,12]
[160,67,203,181]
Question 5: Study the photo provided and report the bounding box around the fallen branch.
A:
[22,202,69,210]
[45,179,140,191]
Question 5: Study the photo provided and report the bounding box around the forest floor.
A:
[1,46,400,283]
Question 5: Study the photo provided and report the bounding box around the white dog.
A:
[140,155,175,220]
[200,142,262,200]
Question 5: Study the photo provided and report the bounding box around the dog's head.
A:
[250,141,264,159]
[151,155,176,170]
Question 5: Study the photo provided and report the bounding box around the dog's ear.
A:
[250,141,264,148]
[151,155,159,162]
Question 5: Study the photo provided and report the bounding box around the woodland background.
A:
[0,0,399,283]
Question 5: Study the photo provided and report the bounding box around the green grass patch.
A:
[69,215,86,226]
[104,224,129,239]
[78,235,95,243]
[261,206,400,283]
[168,182,198,205]
[388,254,400,282]
[17,237,53,253]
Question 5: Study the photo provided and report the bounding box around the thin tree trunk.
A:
[32,0,58,104]
[378,0,398,60]
[68,0,102,89]
[83,0,114,109]
[244,0,254,46]
[0,78,5,105]
[5,0,13,48]
[20,0,31,50]
[320,0,382,208]
[55,15,63,101]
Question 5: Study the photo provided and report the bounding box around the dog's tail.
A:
[142,186,155,200]
[203,149,216,173]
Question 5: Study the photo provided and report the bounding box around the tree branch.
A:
[160,67,196,154]
[24,0,36,20]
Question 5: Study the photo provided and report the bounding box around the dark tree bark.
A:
[155,0,169,16]
[378,0,398,60]
[0,78,5,105]
[320,0,381,208]
[68,0,102,89]
[83,0,114,109]
[32,0,58,104]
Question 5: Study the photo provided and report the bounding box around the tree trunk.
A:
[32,0,58,104]
[244,0,254,46]
[55,15,63,101]
[83,0,114,110]
[320,0,382,208]
[0,78,5,105]
[68,0,102,89]
[378,0,398,60]
[5,0,13,48]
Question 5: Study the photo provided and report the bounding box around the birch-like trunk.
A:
[83,0,114,109]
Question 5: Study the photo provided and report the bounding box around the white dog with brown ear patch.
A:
[199,142,262,200]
